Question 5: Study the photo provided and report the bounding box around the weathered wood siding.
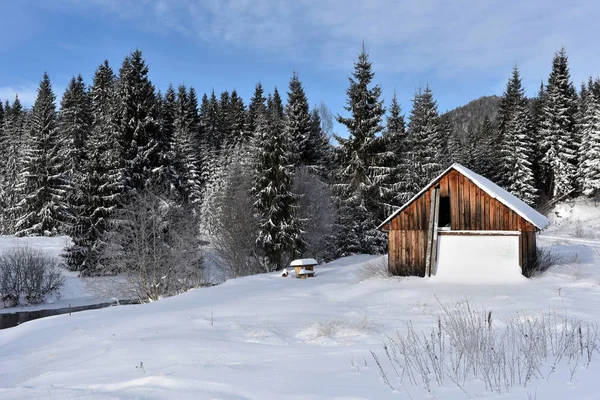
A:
[385,169,538,277]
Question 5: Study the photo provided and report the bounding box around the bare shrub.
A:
[0,247,64,307]
[524,246,565,278]
[101,187,206,302]
[574,219,585,238]
[389,262,423,277]
[371,300,600,394]
[358,256,391,280]
[304,317,377,340]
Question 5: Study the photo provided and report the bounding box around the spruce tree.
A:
[285,72,311,168]
[380,92,406,213]
[0,97,26,234]
[334,45,387,255]
[115,50,163,194]
[496,66,537,205]
[64,61,121,274]
[247,82,267,135]
[198,90,223,194]
[539,47,579,198]
[15,73,65,236]
[252,103,304,271]
[229,89,247,146]
[529,81,547,197]
[578,79,600,196]
[404,85,442,195]
[219,90,234,150]
[474,115,497,178]
[267,87,285,120]
[171,84,202,204]
[306,107,333,174]
[57,74,93,223]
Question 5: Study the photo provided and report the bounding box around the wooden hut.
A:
[378,163,550,279]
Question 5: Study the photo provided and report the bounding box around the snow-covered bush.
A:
[372,300,600,394]
[0,247,64,307]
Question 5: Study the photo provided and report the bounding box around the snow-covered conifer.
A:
[115,50,163,193]
[285,72,311,168]
[496,66,537,205]
[15,73,65,236]
[578,80,600,196]
[252,102,304,270]
[63,61,121,274]
[334,45,387,255]
[539,48,579,198]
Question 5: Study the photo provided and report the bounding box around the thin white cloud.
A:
[0,84,38,107]
[56,0,600,92]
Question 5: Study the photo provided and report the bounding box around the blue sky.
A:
[1,0,599,134]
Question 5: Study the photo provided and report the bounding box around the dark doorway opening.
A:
[438,196,451,228]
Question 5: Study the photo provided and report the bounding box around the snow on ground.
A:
[0,200,599,399]
[0,236,128,313]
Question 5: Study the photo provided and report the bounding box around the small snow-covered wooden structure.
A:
[290,258,318,279]
[378,163,550,279]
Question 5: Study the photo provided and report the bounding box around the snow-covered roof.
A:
[290,258,318,267]
[378,163,550,231]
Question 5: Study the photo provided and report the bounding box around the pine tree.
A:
[219,90,234,150]
[171,84,201,204]
[115,50,164,194]
[539,47,579,198]
[380,92,406,213]
[474,115,497,178]
[247,82,267,135]
[285,72,311,168]
[229,89,247,146]
[404,85,442,196]
[64,61,122,274]
[252,103,304,271]
[57,75,93,221]
[267,87,285,120]
[529,81,547,197]
[15,73,65,236]
[578,79,600,196]
[496,66,537,205]
[334,45,387,256]
[0,97,26,234]
[0,100,8,233]
[306,107,332,174]
[198,90,223,195]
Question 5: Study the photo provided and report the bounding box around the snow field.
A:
[0,199,599,399]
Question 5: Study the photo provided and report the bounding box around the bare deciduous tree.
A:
[101,187,205,302]
[205,160,262,278]
[293,167,338,262]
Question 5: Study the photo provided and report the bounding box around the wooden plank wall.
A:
[387,169,538,277]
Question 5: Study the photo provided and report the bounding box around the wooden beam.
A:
[424,187,438,277]
[430,187,441,276]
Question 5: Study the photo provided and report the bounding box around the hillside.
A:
[443,95,501,138]
[0,200,599,399]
